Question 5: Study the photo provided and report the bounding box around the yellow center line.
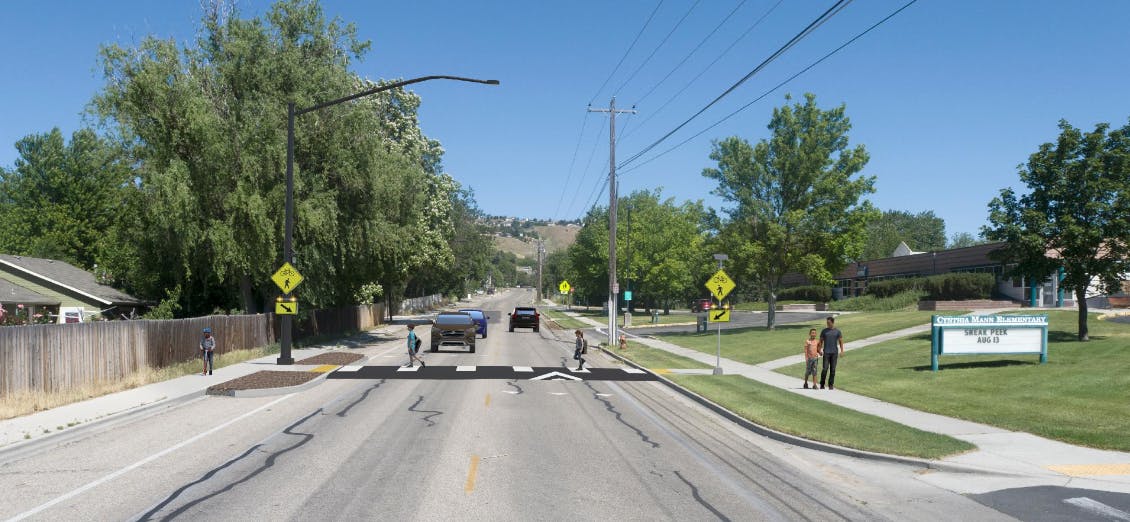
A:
[485,393,491,407]
[465,455,481,494]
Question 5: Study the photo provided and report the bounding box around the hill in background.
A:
[485,218,579,259]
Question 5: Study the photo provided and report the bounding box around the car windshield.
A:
[460,310,484,319]
[436,314,473,326]
[515,309,536,315]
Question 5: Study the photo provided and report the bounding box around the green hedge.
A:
[863,273,994,301]
[828,290,925,311]
[778,285,832,302]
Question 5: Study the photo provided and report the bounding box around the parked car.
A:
[690,298,714,313]
[508,307,540,332]
[431,312,477,353]
[458,308,490,338]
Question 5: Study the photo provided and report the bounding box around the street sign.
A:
[708,306,731,323]
[706,269,735,301]
[271,262,304,294]
[559,280,571,294]
[275,296,298,315]
[612,283,619,294]
[624,290,633,301]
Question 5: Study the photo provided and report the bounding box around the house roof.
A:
[0,279,60,306]
[0,254,145,306]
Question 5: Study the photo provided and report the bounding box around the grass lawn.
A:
[657,310,961,365]
[542,309,591,330]
[573,309,698,326]
[616,341,712,370]
[777,311,1130,451]
[670,375,974,459]
[732,300,809,312]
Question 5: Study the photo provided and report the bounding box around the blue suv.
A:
[459,308,489,338]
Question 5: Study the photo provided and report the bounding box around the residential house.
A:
[0,254,147,322]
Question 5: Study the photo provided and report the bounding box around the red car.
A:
[690,298,713,313]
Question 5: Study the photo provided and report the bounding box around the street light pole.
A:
[277,75,499,365]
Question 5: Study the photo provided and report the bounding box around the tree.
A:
[703,93,877,329]
[984,119,1130,341]
[948,231,989,249]
[0,128,131,270]
[861,210,946,260]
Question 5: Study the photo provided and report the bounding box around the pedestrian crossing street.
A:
[326,365,656,381]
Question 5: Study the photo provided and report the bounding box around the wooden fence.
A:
[0,303,388,396]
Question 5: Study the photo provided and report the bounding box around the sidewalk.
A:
[618,311,1130,494]
[0,324,405,453]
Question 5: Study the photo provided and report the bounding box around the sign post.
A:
[271,262,304,364]
[706,263,733,376]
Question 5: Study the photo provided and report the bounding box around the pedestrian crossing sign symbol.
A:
[275,296,298,315]
[706,269,735,301]
[271,262,304,294]
[708,306,731,323]
[559,280,571,294]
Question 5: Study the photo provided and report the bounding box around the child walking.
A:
[406,324,425,368]
[200,327,216,376]
[573,329,587,370]
[803,328,820,389]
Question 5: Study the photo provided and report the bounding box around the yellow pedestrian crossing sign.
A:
[708,306,731,323]
[559,280,571,294]
[275,296,298,315]
[706,269,735,301]
[271,262,304,294]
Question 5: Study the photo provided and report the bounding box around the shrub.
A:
[777,285,832,302]
[828,290,925,311]
[923,273,994,300]
[866,278,923,298]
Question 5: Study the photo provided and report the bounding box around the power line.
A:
[618,0,853,169]
[620,0,784,141]
[564,121,607,217]
[611,0,703,99]
[552,111,591,221]
[588,0,666,106]
[632,0,749,107]
[619,0,921,175]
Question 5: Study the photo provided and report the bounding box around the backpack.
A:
[581,339,589,354]
[414,336,422,353]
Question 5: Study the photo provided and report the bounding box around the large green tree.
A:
[90,0,476,316]
[984,119,1130,341]
[861,210,946,260]
[0,128,131,270]
[704,93,877,329]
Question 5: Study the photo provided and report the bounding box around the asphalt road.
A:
[2,289,1119,521]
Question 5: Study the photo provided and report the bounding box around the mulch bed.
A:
[296,352,366,365]
[207,371,319,394]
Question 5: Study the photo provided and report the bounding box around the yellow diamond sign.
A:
[559,280,571,294]
[706,269,735,301]
[271,262,304,294]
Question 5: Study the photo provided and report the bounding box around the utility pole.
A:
[536,239,545,304]
[588,98,636,347]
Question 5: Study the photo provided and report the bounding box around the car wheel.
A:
[482,332,488,339]
[534,327,540,333]
[509,326,514,332]
[469,346,476,353]
[430,344,438,353]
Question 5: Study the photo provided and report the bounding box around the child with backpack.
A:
[406,324,425,368]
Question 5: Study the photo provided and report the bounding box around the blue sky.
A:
[3,1,1130,240]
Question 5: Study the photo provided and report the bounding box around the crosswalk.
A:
[327,365,659,382]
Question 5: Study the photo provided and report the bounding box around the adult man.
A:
[817,316,845,390]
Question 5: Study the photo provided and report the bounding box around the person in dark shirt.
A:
[200,327,216,376]
[817,316,844,390]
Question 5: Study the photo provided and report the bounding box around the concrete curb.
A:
[599,346,1016,477]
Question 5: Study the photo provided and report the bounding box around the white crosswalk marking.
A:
[623,368,646,374]
[1064,497,1130,521]
[339,365,362,372]
[456,366,476,372]
[396,366,419,372]
[513,366,533,372]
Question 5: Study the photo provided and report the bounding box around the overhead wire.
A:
[618,0,921,175]
[610,0,703,99]
[619,0,784,141]
[588,0,666,106]
[551,111,592,221]
[617,0,853,169]
[564,120,608,217]
[631,0,749,108]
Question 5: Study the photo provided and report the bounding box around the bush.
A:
[866,278,923,298]
[923,273,994,300]
[828,290,925,311]
[777,285,832,302]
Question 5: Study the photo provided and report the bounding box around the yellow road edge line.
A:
[309,365,338,374]
[653,368,670,375]
[1047,463,1130,477]
[465,455,481,493]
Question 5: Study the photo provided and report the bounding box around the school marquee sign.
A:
[930,315,1048,371]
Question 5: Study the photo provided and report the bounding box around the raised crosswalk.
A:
[326,365,658,382]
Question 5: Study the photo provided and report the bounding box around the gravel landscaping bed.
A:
[296,352,366,365]
[207,371,319,394]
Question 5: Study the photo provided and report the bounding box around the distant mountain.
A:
[485,218,580,259]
